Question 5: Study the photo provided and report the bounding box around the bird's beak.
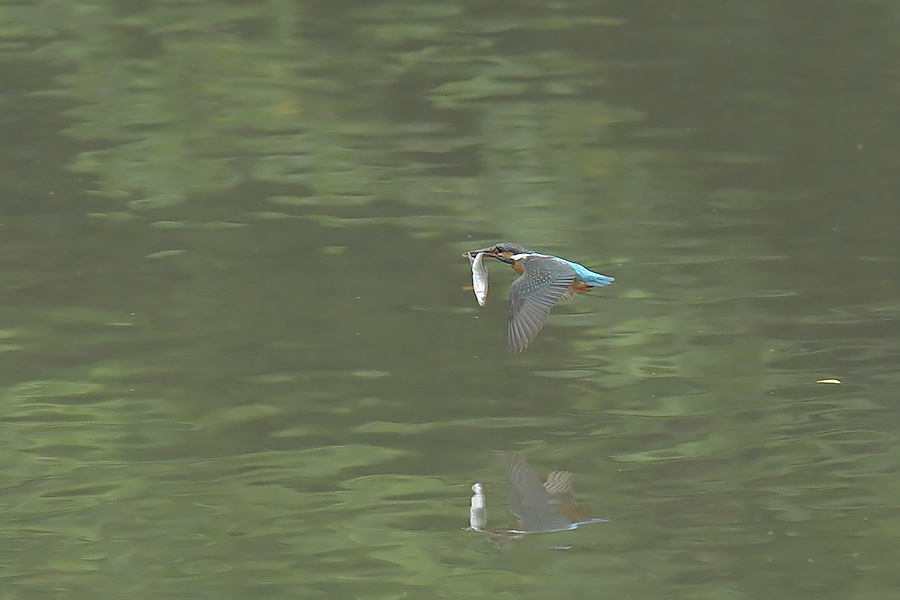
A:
[462,246,502,259]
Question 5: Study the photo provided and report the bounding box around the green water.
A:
[1,1,899,598]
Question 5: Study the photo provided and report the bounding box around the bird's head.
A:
[463,242,534,264]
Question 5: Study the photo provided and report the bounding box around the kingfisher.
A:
[463,242,614,352]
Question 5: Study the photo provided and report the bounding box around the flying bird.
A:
[463,242,614,352]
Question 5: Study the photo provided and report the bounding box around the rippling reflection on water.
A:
[2,224,897,598]
[2,0,900,598]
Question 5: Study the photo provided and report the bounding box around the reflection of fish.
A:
[463,243,614,352]
[505,451,606,533]
[467,251,489,306]
[469,483,487,531]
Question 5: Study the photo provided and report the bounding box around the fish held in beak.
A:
[467,251,489,306]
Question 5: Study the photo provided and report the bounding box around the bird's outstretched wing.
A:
[508,257,576,353]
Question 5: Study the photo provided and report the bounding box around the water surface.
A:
[1,1,899,598]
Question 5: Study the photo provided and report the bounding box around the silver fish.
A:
[468,251,489,306]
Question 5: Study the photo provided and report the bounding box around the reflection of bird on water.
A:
[462,243,614,352]
[505,450,605,533]
[468,451,606,537]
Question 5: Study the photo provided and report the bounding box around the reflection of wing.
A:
[505,451,574,533]
[508,258,575,353]
[543,470,574,496]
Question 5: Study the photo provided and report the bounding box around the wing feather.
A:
[507,257,575,352]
